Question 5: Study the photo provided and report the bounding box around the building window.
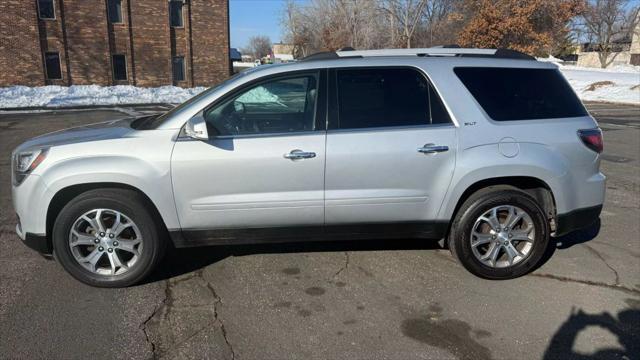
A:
[37,0,55,20]
[172,56,185,82]
[112,54,127,81]
[169,0,184,27]
[108,0,123,24]
[44,52,62,80]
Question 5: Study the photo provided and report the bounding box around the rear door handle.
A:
[284,149,316,160]
[418,144,449,154]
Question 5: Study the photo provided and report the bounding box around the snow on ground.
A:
[0,64,638,108]
[0,85,206,109]
[560,65,640,104]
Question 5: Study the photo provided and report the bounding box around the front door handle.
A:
[284,149,316,160]
[418,144,449,154]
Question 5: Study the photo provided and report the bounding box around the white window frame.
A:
[169,0,185,28]
[37,0,56,20]
[108,0,124,24]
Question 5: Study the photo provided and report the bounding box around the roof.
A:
[301,47,535,62]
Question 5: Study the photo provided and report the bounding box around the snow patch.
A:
[1,65,638,108]
[560,66,640,104]
[0,85,206,108]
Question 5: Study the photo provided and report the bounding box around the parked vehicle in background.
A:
[11,48,605,287]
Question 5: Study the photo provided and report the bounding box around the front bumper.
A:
[555,205,603,237]
[16,222,51,254]
[16,224,50,255]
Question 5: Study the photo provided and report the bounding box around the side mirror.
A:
[184,113,209,140]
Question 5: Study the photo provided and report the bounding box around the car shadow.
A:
[543,303,640,359]
[145,237,443,284]
[145,218,602,284]
[533,219,601,273]
[554,219,602,250]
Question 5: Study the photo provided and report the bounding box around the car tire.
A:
[52,188,166,287]
[448,186,549,280]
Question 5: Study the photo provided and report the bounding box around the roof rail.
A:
[301,47,535,61]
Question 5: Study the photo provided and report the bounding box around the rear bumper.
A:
[555,205,602,237]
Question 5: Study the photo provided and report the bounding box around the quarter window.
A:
[454,67,588,121]
[204,75,318,136]
[108,0,123,24]
[112,54,127,81]
[169,0,184,27]
[335,68,450,130]
[172,56,185,82]
[37,0,55,20]
[44,52,62,80]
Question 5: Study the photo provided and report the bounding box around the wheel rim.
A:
[470,205,535,268]
[68,209,143,276]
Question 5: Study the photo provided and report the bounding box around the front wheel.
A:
[52,189,166,287]
[448,187,549,279]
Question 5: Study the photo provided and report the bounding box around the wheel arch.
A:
[445,176,557,229]
[46,183,169,251]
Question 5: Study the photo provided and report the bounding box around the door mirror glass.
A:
[185,113,209,140]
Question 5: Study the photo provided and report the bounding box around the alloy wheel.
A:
[68,209,143,276]
[469,205,535,268]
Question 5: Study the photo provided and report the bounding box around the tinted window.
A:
[173,56,185,82]
[38,0,55,19]
[204,75,318,136]
[169,1,183,27]
[455,67,588,121]
[112,54,127,80]
[44,52,62,79]
[336,68,450,130]
[108,0,122,23]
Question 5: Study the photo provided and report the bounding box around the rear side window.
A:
[336,68,451,130]
[454,67,587,121]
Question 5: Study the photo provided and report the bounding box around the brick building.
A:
[0,0,230,87]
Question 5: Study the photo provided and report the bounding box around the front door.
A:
[171,71,326,240]
[324,67,457,234]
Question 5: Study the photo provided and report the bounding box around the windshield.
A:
[142,71,250,129]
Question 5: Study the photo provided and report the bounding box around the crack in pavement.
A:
[140,279,169,360]
[138,270,237,360]
[584,244,621,286]
[529,273,639,296]
[333,252,350,278]
[199,270,236,360]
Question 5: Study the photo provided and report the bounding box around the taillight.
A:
[578,128,603,153]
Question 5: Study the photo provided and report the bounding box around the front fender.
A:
[438,142,569,220]
[40,155,180,231]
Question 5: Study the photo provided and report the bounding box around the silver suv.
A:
[11,48,605,287]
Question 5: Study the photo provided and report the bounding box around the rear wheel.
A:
[52,189,165,287]
[448,187,549,279]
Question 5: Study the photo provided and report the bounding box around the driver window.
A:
[204,75,318,136]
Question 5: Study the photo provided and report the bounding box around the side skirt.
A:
[169,221,449,248]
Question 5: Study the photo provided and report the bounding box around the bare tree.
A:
[241,35,273,60]
[380,0,428,48]
[281,0,388,55]
[419,0,462,47]
[278,0,477,53]
[580,0,640,68]
[281,0,312,58]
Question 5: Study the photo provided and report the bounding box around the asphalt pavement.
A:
[0,102,638,359]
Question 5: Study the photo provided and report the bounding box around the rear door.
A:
[324,67,457,234]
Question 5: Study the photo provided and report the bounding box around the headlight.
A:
[12,148,48,185]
